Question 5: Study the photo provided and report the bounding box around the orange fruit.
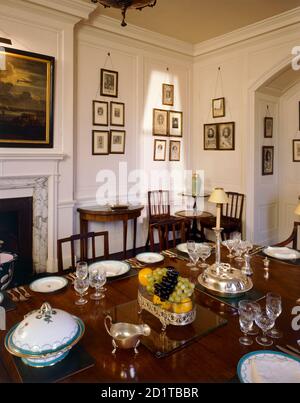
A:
[172,298,193,314]
[153,295,171,311]
[153,295,162,305]
[138,268,153,287]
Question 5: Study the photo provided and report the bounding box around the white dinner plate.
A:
[176,242,213,254]
[238,351,300,383]
[29,277,68,294]
[89,261,130,278]
[0,292,3,304]
[263,247,300,260]
[135,253,164,265]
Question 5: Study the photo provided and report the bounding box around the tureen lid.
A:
[11,302,79,355]
[199,264,253,296]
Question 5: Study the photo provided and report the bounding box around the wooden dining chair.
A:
[146,190,188,247]
[149,218,190,252]
[274,222,300,250]
[57,231,109,274]
[200,191,245,240]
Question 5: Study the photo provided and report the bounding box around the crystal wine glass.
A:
[266,293,283,339]
[198,245,212,268]
[186,240,196,267]
[222,239,238,259]
[74,277,89,306]
[189,245,200,271]
[238,300,256,346]
[247,302,261,336]
[76,261,88,280]
[89,268,107,300]
[255,309,275,346]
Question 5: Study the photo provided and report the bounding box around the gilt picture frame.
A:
[169,140,181,161]
[212,97,225,118]
[153,109,168,136]
[162,83,174,106]
[154,139,166,161]
[0,47,55,148]
[169,111,183,137]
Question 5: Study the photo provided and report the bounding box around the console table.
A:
[77,205,144,259]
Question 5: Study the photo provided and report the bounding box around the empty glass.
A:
[238,300,256,346]
[255,309,275,346]
[198,245,212,268]
[89,268,107,300]
[186,240,196,267]
[189,245,200,271]
[266,293,283,339]
[247,302,261,336]
[76,261,88,280]
[222,239,238,259]
[74,277,89,306]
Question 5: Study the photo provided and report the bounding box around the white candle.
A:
[216,204,221,230]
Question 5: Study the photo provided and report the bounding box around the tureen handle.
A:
[104,315,113,336]
[40,302,54,315]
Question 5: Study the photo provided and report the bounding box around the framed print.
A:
[162,84,174,106]
[110,130,126,154]
[153,109,168,136]
[212,97,225,118]
[169,111,183,137]
[293,140,300,162]
[218,122,235,150]
[93,101,108,126]
[110,102,125,127]
[154,139,166,161]
[204,124,218,150]
[92,130,109,155]
[0,47,54,148]
[262,146,274,176]
[100,68,118,98]
[264,117,273,138]
[169,140,181,161]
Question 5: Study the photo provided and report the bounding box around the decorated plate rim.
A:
[29,276,68,293]
[89,260,130,277]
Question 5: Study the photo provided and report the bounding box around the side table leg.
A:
[133,218,137,253]
[80,218,89,260]
[123,219,128,259]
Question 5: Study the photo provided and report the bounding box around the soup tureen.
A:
[5,302,84,367]
[0,252,17,291]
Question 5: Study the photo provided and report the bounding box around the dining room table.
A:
[0,248,299,383]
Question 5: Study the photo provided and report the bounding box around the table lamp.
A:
[209,188,229,267]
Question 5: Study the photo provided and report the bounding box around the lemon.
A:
[172,298,193,314]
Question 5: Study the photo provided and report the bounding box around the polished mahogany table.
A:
[175,210,213,241]
[0,251,299,383]
[77,205,144,259]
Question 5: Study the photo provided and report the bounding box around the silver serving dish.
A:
[104,315,151,355]
[198,263,253,298]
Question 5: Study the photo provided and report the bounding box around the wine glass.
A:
[247,302,261,336]
[189,245,200,271]
[198,245,212,268]
[266,293,283,339]
[222,239,238,259]
[186,240,196,267]
[238,300,256,346]
[74,278,89,306]
[255,309,275,346]
[76,261,88,280]
[89,268,107,300]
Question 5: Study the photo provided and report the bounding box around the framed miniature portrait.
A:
[218,122,235,151]
[169,140,181,161]
[93,101,109,126]
[153,109,168,136]
[204,124,218,150]
[162,84,174,106]
[262,146,274,175]
[110,130,126,154]
[100,69,118,98]
[168,111,183,137]
[110,102,125,127]
[212,97,225,118]
[92,130,110,155]
[154,139,167,161]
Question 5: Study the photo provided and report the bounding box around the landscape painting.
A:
[0,47,54,148]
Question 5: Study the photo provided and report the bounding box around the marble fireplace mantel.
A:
[0,176,48,273]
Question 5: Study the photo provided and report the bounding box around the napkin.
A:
[250,356,300,383]
[265,247,299,260]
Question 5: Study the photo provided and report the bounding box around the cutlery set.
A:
[64,272,77,283]
[125,258,145,269]
[6,287,31,302]
[162,250,189,262]
[276,344,300,359]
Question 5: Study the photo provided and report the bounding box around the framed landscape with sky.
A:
[0,47,55,148]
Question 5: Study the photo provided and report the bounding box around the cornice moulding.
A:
[193,7,300,57]
[24,0,97,19]
[88,15,194,57]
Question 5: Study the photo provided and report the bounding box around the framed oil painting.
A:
[262,146,274,176]
[92,130,110,155]
[100,68,118,98]
[162,83,174,106]
[204,124,218,150]
[93,101,108,126]
[153,109,168,136]
[0,47,54,148]
[110,130,126,154]
[264,117,273,138]
[169,111,183,137]
[212,97,225,118]
[218,122,235,150]
[169,140,181,161]
[153,139,166,161]
[110,102,125,127]
[293,140,300,162]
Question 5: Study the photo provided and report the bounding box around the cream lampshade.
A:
[209,188,229,230]
[295,201,300,216]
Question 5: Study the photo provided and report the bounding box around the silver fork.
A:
[13,288,28,302]
[6,289,19,302]
[19,286,31,298]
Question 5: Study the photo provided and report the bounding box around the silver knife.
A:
[276,345,300,359]
[286,344,300,355]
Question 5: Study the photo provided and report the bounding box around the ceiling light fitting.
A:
[91,0,157,27]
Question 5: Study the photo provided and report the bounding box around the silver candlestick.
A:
[242,253,253,276]
[212,227,223,275]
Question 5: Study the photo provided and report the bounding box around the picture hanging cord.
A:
[95,52,115,99]
[266,105,271,117]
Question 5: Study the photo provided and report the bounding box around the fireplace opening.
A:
[0,197,33,286]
